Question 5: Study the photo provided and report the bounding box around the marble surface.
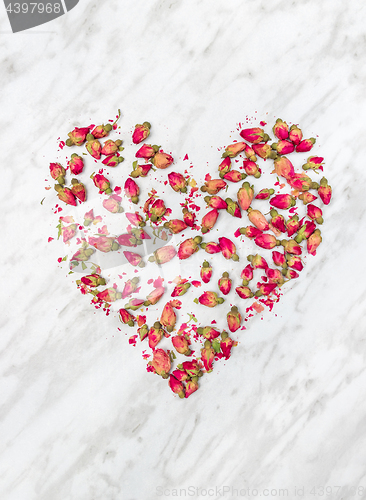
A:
[1,1,366,499]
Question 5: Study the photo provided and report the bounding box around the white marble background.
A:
[1,0,366,499]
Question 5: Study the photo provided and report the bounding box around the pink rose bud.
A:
[307,229,322,256]
[222,141,247,158]
[124,178,140,204]
[96,287,122,303]
[137,323,149,341]
[227,306,242,332]
[272,156,295,180]
[171,281,191,297]
[286,255,303,272]
[255,188,275,200]
[270,194,296,210]
[241,264,254,284]
[243,160,261,178]
[220,331,234,359]
[117,233,138,247]
[169,374,185,398]
[284,269,299,280]
[218,272,232,295]
[272,250,287,268]
[150,348,171,378]
[71,247,94,262]
[256,282,277,296]
[150,199,167,222]
[185,379,199,398]
[132,122,151,144]
[247,208,269,231]
[296,138,316,153]
[204,196,228,210]
[287,173,315,192]
[92,173,112,194]
[81,273,106,287]
[318,177,332,205]
[172,335,191,356]
[239,226,263,238]
[273,118,289,140]
[272,140,294,155]
[196,326,220,341]
[200,260,213,283]
[286,214,300,237]
[68,154,84,175]
[102,154,124,167]
[119,308,135,327]
[121,277,139,299]
[123,250,144,267]
[152,151,174,169]
[225,198,242,218]
[201,340,215,373]
[198,291,224,307]
[302,156,324,171]
[307,204,323,224]
[101,139,123,156]
[126,212,146,227]
[144,286,165,306]
[149,245,177,264]
[54,185,77,206]
[168,172,187,193]
[201,208,219,233]
[182,360,202,378]
[136,144,159,160]
[148,321,164,349]
[252,143,277,160]
[223,170,246,183]
[243,143,257,161]
[248,253,268,269]
[289,124,303,145]
[255,233,280,250]
[270,209,287,233]
[237,181,254,211]
[62,224,77,243]
[89,235,119,253]
[265,268,284,285]
[281,239,302,255]
[240,127,269,144]
[70,178,86,202]
[86,138,102,159]
[200,179,227,195]
[90,123,112,139]
[66,126,90,147]
[160,302,176,332]
[178,236,202,260]
[218,156,232,174]
[235,285,253,299]
[299,191,318,205]
[295,220,316,242]
[200,241,222,254]
[219,237,239,261]
[163,219,187,233]
[50,162,66,184]
[172,369,189,382]
[182,208,196,227]
[124,298,145,310]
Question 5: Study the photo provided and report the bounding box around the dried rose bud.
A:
[239,226,263,238]
[243,143,257,161]
[68,154,84,175]
[62,224,77,243]
[218,156,231,174]
[299,191,318,205]
[168,172,187,193]
[172,335,191,356]
[204,195,228,210]
[182,207,196,227]
[252,143,277,160]
[273,118,289,140]
[152,151,174,169]
[235,285,253,299]
[302,156,324,171]
[121,277,139,299]
[201,208,219,233]
[198,291,224,307]
[266,267,285,285]
[219,237,239,261]
[90,123,112,139]
[255,234,280,250]
[150,199,166,222]
[149,245,177,264]
[237,181,254,211]
[124,298,145,310]
[71,247,94,262]
[136,144,159,160]
[201,340,215,373]
[171,282,191,297]
[200,241,222,254]
[248,254,268,269]
[54,184,77,206]
[144,286,165,306]
[182,360,202,378]
[272,250,287,268]
[119,308,135,327]
[66,127,90,147]
[150,348,171,378]
[70,178,86,202]
[200,260,213,283]
[102,154,124,167]
[130,227,150,241]
[241,264,254,284]
[225,198,242,218]
[148,321,164,349]
[318,177,332,205]
[125,212,145,227]
[284,269,299,280]
[307,204,323,224]
[223,170,246,183]
[81,274,106,287]
[289,124,303,145]
[92,173,112,194]
[281,239,302,255]
[178,236,202,260]
[172,369,189,382]
[218,272,232,295]
[96,287,122,303]
[272,140,294,155]
[100,139,123,156]
[270,209,287,233]
[163,219,187,234]
[123,250,144,267]
[117,233,137,247]
[286,255,303,272]
[169,374,185,397]
[295,220,316,242]
[287,173,315,192]
[130,161,151,178]
[86,138,102,159]
[243,160,261,178]
[200,178,227,195]
[296,138,316,153]
[255,282,277,296]
[240,127,269,144]
[132,122,151,144]
[138,324,149,341]
[220,331,234,359]
[227,306,242,332]
[185,378,199,398]
[124,178,139,204]
[196,326,220,341]
[50,162,66,184]
[247,208,269,231]
[272,156,295,180]
[222,141,247,158]
[270,194,296,210]
[160,302,176,332]
[255,188,275,200]
[307,229,322,255]
[286,214,300,237]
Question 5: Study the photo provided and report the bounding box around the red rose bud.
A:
[201,208,219,233]
[270,209,286,233]
[163,219,187,233]
[119,308,135,327]
[150,199,167,221]
[121,277,139,299]
[54,185,77,206]
[222,141,247,158]
[81,274,106,287]
[96,287,122,303]
[136,144,159,160]
[240,127,269,144]
[169,375,185,398]
[218,272,232,295]
[272,140,294,155]
[160,302,176,332]
[200,260,213,283]
[286,214,300,237]
[289,124,303,145]
[172,369,189,382]
[150,348,171,378]
[204,196,228,210]
[168,172,187,193]
[255,188,275,200]
[102,154,124,167]
[196,326,220,341]
[296,138,316,153]
[68,154,84,175]
[281,239,302,255]
[126,212,145,227]
[227,306,242,332]
[295,220,316,242]
[123,250,144,267]
[255,233,280,250]
[182,208,196,227]
[272,156,295,180]
[101,139,123,156]
[89,235,119,253]
[286,255,303,272]
[302,156,324,171]
[185,378,199,398]
[149,245,177,264]
[242,143,257,161]
[225,198,241,218]
[256,282,277,296]
[270,194,296,210]
[86,138,102,159]
[92,173,112,194]
[198,291,224,307]
[220,331,234,359]
[241,264,254,284]
[144,286,165,306]
[287,173,315,192]
[62,224,77,243]
[266,268,285,285]
[248,253,268,269]
[299,191,318,205]
[70,178,86,202]
[152,151,174,169]
[117,233,138,247]
[50,162,66,184]
[124,178,139,204]
[178,236,202,260]
[201,340,215,373]
[252,143,277,160]
[219,236,239,261]
[284,269,299,280]
[172,335,191,356]
[243,160,261,178]
[132,122,151,144]
[124,298,145,310]
[148,321,165,349]
[218,156,231,174]
[171,281,191,297]
[307,204,323,224]
[272,250,287,268]
[200,178,227,195]
[66,127,90,147]
[223,170,246,183]
[239,226,263,238]
[247,208,269,231]
[236,285,253,299]
[307,229,322,255]
[90,123,112,139]
[182,360,202,378]
[318,177,332,205]
[132,162,152,178]
[200,241,222,254]
[237,181,254,211]
[273,118,289,140]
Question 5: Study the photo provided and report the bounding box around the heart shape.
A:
[47,113,331,399]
